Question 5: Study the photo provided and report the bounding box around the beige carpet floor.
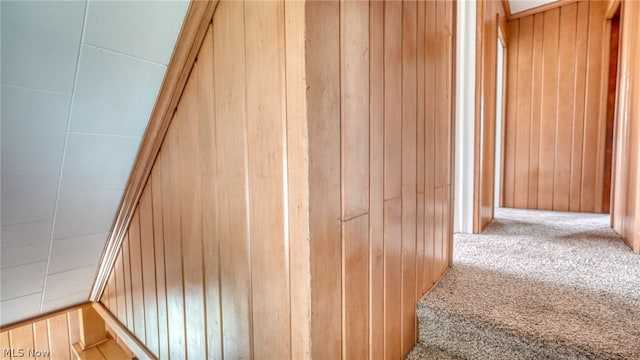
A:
[408,208,640,360]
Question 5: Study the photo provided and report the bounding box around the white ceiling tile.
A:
[60,134,140,194]
[84,0,188,65]
[0,261,46,301]
[1,86,71,168]
[40,290,87,314]
[48,232,107,274]
[509,0,558,14]
[1,168,59,225]
[53,191,122,240]
[1,221,52,269]
[42,265,94,303]
[69,45,166,136]
[0,293,42,326]
[0,1,85,94]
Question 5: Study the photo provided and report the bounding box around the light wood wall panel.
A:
[474,0,508,232]
[99,2,311,358]
[307,0,455,358]
[503,0,609,213]
[98,0,456,358]
[0,306,82,360]
[612,0,640,253]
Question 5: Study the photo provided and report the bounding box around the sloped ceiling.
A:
[509,0,559,15]
[1,0,188,326]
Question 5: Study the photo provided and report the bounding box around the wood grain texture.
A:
[343,215,370,360]
[121,235,133,332]
[368,2,385,359]
[48,313,71,360]
[197,24,222,360]
[504,1,609,213]
[306,1,342,359]
[177,61,207,359]
[127,211,145,342]
[212,2,252,356]
[137,190,157,355]
[401,1,418,356]
[474,0,508,231]
[95,1,457,359]
[553,3,578,211]
[150,163,169,360]
[341,0,370,220]
[423,0,437,293]
[284,1,312,357]
[161,119,186,359]
[0,307,90,360]
[612,0,640,253]
[383,198,402,360]
[244,1,290,358]
[384,0,403,200]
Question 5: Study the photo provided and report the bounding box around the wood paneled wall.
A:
[306,1,455,358]
[100,1,309,357]
[502,0,609,213]
[99,0,456,358]
[474,0,507,232]
[612,0,640,253]
[0,306,81,360]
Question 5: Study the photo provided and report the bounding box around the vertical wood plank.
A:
[213,2,252,357]
[435,0,446,189]
[384,0,403,200]
[150,161,169,360]
[514,16,533,208]
[128,211,145,342]
[383,198,402,360]
[368,1,385,358]
[121,234,134,332]
[569,1,590,212]
[581,0,605,212]
[139,188,158,356]
[67,310,80,358]
[415,0,426,301]
[284,1,312,357]
[528,14,544,209]
[401,0,418,355]
[538,8,560,210]
[504,20,519,208]
[342,215,370,360]
[423,0,437,291]
[33,320,49,359]
[198,24,222,360]
[306,0,342,358]
[1,332,9,359]
[341,0,370,219]
[161,119,186,359]
[114,248,126,326]
[178,59,206,360]
[47,314,70,360]
[554,3,578,211]
[9,325,35,360]
[244,1,291,357]
[434,188,444,278]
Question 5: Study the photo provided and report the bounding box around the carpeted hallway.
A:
[408,208,640,360]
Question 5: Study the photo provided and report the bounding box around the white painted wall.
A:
[494,41,505,207]
[454,0,476,234]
